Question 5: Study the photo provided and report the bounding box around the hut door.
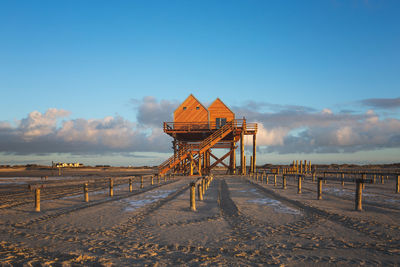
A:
[216,118,227,129]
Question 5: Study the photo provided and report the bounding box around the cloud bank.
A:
[1,97,399,157]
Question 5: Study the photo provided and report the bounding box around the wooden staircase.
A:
[158,120,235,175]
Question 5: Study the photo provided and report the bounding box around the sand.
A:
[0,172,400,266]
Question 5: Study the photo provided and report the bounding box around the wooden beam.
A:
[209,150,231,169]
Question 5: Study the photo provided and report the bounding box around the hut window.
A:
[183,107,187,110]
[196,106,200,110]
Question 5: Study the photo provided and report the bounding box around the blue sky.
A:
[0,0,399,166]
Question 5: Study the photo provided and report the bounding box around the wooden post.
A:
[240,130,245,175]
[362,173,366,190]
[198,184,203,201]
[373,174,376,184]
[253,134,256,174]
[58,167,61,176]
[202,178,205,195]
[151,176,154,185]
[324,172,327,184]
[381,175,384,184]
[317,178,322,200]
[243,155,246,176]
[35,188,40,212]
[266,173,269,184]
[109,178,114,197]
[83,183,89,202]
[232,142,236,174]
[297,175,302,194]
[164,174,167,183]
[296,160,299,173]
[282,175,287,189]
[355,179,363,211]
[396,175,399,194]
[341,173,345,187]
[190,153,194,176]
[304,160,307,173]
[198,153,202,176]
[250,156,253,174]
[274,174,277,187]
[312,172,316,182]
[190,183,196,211]
[309,161,311,173]
[129,178,133,192]
[157,174,160,184]
[300,160,303,174]
[140,176,144,189]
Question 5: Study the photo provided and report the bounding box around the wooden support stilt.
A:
[355,179,363,211]
[109,178,114,197]
[341,173,345,187]
[266,173,269,184]
[381,175,384,184]
[243,155,246,176]
[274,174,277,187]
[83,183,89,202]
[396,175,399,194]
[312,172,316,182]
[250,156,253,174]
[129,178,133,192]
[198,184,203,201]
[240,131,245,175]
[190,153,194,176]
[140,176,144,189]
[298,175,302,194]
[35,188,40,212]
[252,134,256,174]
[151,176,154,185]
[282,175,287,189]
[317,178,322,200]
[190,183,196,211]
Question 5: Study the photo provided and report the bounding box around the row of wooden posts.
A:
[189,176,213,211]
[248,171,400,212]
[31,173,176,212]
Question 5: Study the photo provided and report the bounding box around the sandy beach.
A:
[1,172,400,266]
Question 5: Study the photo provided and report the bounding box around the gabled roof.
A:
[208,97,234,114]
[174,94,208,114]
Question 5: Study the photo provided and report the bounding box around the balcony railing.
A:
[163,119,257,133]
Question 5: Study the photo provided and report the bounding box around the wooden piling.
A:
[151,176,154,185]
[202,178,205,195]
[83,183,89,202]
[129,178,133,192]
[265,173,269,184]
[274,174,277,187]
[396,175,399,194]
[190,183,196,211]
[341,173,345,187]
[373,174,376,184]
[312,172,316,182]
[282,175,287,189]
[317,178,322,200]
[381,175,384,184]
[198,184,203,201]
[35,188,40,212]
[140,176,144,189]
[355,179,363,211]
[109,178,114,197]
[297,175,302,194]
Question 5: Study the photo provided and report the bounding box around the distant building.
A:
[52,162,83,168]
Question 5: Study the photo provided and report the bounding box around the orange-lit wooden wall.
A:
[174,94,209,123]
[208,98,235,128]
